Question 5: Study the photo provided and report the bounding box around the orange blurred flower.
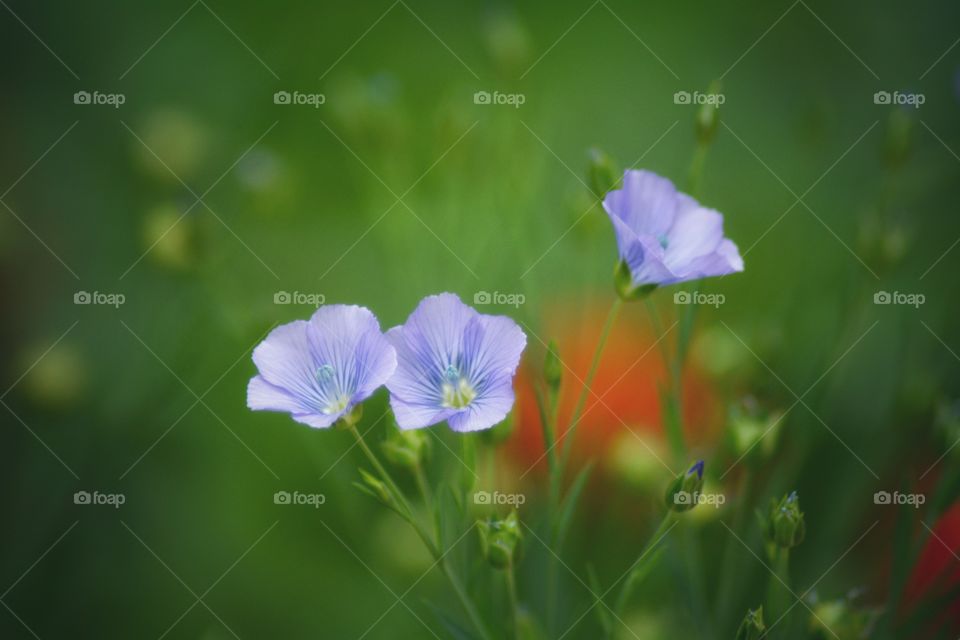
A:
[507,297,719,471]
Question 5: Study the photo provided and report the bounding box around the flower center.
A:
[441,365,476,409]
[322,394,351,415]
[657,233,669,249]
[315,364,335,384]
[315,364,348,415]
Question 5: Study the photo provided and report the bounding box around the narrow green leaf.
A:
[555,462,595,550]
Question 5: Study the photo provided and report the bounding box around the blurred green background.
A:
[2,0,959,638]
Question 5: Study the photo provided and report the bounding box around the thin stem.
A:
[348,425,416,521]
[442,561,494,640]
[506,560,520,640]
[349,425,492,640]
[644,298,687,463]
[687,142,709,196]
[558,296,622,478]
[612,513,675,623]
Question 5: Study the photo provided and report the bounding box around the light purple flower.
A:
[247,305,396,428]
[385,293,526,433]
[603,170,743,292]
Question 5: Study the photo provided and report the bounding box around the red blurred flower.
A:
[904,500,960,634]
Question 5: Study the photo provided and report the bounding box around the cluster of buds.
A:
[477,510,523,569]
[765,492,805,549]
[665,460,705,513]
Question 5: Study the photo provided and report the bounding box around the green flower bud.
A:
[381,421,431,468]
[356,468,394,507]
[544,340,563,391]
[765,492,805,549]
[695,80,723,145]
[735,607,766,640]
[727,397,783,463]
[809,596,876,639]
[587,147,619,200]
[665,460,705,512]
[614,259,657,301]
[477,510,523,569]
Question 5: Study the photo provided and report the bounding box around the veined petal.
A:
[461,314,527,391]
[247,304,395,428]
[247,375,312,414]
[664,205,724,271]
[603,170,678,240]
[447,377,516,432]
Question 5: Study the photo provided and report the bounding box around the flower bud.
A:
[381,421,431,468]
[544,340,563,391]
[587,147,619,200]
[765,492,805,549]
[477,510,523,569]
[695,80,723,145]
[356,468,394,507]
[735,607,766,640]
[727,397,783,463]
[665,460,705,512]
[614,259,657,301]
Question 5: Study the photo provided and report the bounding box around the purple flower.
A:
[385,293,526,432]
[603,170,743,294]
[247,305,396,428]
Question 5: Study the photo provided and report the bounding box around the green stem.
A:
[612,513,675,624]
[442,562,494,640]
[687,141,709,197]
[644,299,687,464]
[765,547,791,622]
[348,425,416,520]
[558,297,622,478]
[349,426,492,640]
[506,560,520,640]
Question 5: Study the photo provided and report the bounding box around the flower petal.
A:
[388,393,456,430]
[603,170,679,240]
[461,314,526,391]
[447,377,516,432]
[247,375,312,414]
[251,320,319,402]
[307,305,396,405]
[664,204,724,270]
[384,293,476,409]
